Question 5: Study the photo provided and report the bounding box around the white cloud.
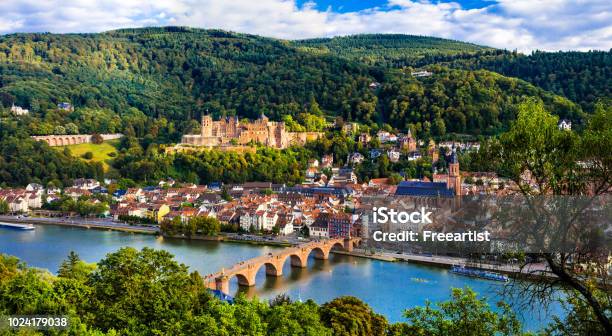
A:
[0,0,610,52]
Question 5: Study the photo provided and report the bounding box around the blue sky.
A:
[0,1,610,52]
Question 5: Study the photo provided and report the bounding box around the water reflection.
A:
[233,255,366,298]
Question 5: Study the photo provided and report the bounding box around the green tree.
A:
[87,247,195,334]
[403,288,522,336]
[91,134,104,144]
[58,251,95,282]
[546,286,609,336]
[494,99,611,333]
[320,296,389,336]
[0,199,9,214]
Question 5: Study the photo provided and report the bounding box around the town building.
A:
[348,152,365,165]
[387,149,401,163]
[411,70,432,77]
[311,212,356,238]
[10,104,29,115]
[398,129,417,152]
[342,122,359,135]
[377,130,397,143]
[558,119,572,131]
[321,154,334,168]
[358,133,371,145]
[57,102,74,111]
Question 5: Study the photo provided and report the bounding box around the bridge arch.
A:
[231,272,255,287]
[288,253,307,268]
[263,262,282,277]
[308,246,330,260]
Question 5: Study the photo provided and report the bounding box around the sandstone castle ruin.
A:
[181,114,322,149]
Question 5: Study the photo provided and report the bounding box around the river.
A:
[0,224,565,332]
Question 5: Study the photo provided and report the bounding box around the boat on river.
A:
[0,222,35,230]
[451,265,509,282]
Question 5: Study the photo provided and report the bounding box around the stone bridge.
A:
[204,237,361,294]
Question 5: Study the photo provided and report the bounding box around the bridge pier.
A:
[215,277,229,294]
[343,238,354,252]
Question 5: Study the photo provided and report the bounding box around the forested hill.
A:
[445,50,612,111]
[292,34,491,66]
[301,36,611,111]
[0,27,582,139]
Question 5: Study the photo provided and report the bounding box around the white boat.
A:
[0,222,35,230]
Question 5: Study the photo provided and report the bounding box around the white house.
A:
[5,196,28,213]
[310,220,329,238]
[377,131,397,143]
[26,193,42,209]
[387,149,401,163]
[262,211,279,231]
[26,183,44,192]
[349,152,365,165]
[558,119,572,131]
[10,104,29,115]
[73,178,100,190]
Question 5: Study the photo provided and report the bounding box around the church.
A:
[395,148,462,197]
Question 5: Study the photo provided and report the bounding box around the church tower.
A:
[447,146,461,196]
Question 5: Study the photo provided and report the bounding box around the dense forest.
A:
[293,34,490,66]
[0,27,584,136]
[299,36,610,112]
[0,119,103,188]
[449,50,612,112]
[0,27,608,186]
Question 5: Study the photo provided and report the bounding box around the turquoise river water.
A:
[0,224,565,332]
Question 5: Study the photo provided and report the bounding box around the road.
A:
[0,215,159,233]
[377,250,552,278]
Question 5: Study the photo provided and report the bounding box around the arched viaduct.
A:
[31,133,123,147]
[205,237,361,294]
[31,134,91,146]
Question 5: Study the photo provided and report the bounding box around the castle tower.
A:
[448,146,461,196]
[201,114,213,137]
[227,116,238,137]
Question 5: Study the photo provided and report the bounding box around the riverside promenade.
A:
[342,248,552,279]
[0,215,158,234]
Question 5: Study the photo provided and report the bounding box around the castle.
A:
[181,114,322,149]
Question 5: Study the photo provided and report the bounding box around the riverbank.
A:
[333,248,554,280]
[331,249,397,262]
[0,216,157,234]
[162,234,293,247]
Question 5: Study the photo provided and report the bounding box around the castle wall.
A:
[182,116,323,149]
